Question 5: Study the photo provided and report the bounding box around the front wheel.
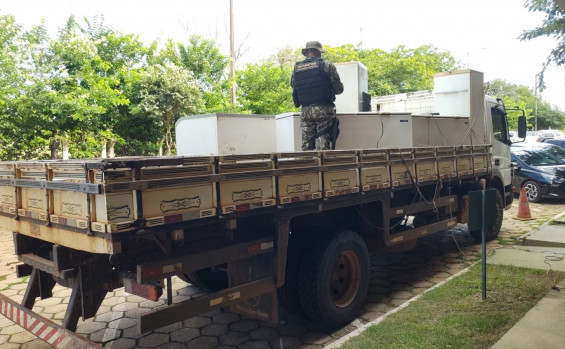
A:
[469,189,503,242]
[298,230,370,328]
[523,180,542,203]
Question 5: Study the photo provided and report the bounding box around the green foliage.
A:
[488,79,565,130]
[0,15,23,160]
[235,44,459,116]
[529,100,565,130]
[267,46,303,67]
[5,12,562,161]
[0,15,21,100]
[0,15,225,160]
[83,18,155,156]
[236,62,296,115]
[233,47,300,115]
[2,16,146,159]
[324,44,460,96]
[34,17,129,158]
[150,36,232,113]
[323,43,362,63]
[0,15,167,159]
[138,62,204,155]
[520,0,565,89]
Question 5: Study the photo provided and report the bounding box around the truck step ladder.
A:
[0,292,104,349]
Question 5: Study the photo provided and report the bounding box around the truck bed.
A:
[0,146,491,254]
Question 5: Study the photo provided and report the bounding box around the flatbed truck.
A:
[0,69,525,346]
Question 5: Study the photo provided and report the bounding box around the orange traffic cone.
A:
[513,187,534,221]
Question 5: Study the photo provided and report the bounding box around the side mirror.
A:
[518,116,527,139]
[511,161,520,170]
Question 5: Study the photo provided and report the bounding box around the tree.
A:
[236,62,296,115]
[235,44,460,116]
[0,15,24,159]
[0,13,468,160]
[113,68,163,156]
[0,16,52,160]
[138,62,204,155]
[267,46,303,67]
[487,79,565,130]
[520,0,565,89]
[150,36,232,113]
[235,46,303,115]
[533,100,565,129]
[82,17,153,157]
[44,17,129,158]
[5,16,160,159]
[0,15,21,114]
[323,43,362,63]
[6,16,135,159]
[323,44,460,96]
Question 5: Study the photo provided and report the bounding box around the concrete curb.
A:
[517,210,565,247]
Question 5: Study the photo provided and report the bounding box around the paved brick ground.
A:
[1,199,564,349]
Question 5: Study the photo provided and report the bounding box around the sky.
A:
[1,0,564,110]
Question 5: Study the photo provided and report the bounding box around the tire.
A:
[178,267,228,291]
[278,227,318,317]
[298,230,370,328]
[469,189,503,242]
[523,180,542,203]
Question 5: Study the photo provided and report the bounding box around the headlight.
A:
[553,176,565,184]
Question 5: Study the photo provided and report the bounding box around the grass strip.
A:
[340,264,564,349]
[1,275,29,291]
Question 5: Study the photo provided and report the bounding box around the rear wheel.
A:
[523,180,542,203]
[278,226,318,317]
[298,230,370,328]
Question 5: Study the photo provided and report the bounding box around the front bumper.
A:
[543,181,565,199]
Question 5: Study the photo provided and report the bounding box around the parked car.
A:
[524,130,541,143]
[509,130,520,143]
[542,138,565,149]
[511,143,565,202]
[524,130,565,143]
[539,129,565,138]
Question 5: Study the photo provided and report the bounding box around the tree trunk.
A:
[101,141,107,158]
[158,136,165,157]
[50,139,60,159]
[62,141,69,160]
[108,138,116,158]
[165,125,172,156]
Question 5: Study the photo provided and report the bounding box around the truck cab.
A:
[486,95,514,208]
[371,69,515,209]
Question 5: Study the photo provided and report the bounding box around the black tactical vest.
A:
[293,58,334,107]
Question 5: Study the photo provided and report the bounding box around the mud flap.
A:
[468,189,497,231]
[228,253,279,323]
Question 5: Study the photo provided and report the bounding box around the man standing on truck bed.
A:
[291,41,344,150]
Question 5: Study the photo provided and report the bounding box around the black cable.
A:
[376,114,384,148]
[543,255,564,290]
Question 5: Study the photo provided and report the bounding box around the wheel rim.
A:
[330,250,361,308]
[524,182,538,201]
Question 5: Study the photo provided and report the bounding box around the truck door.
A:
[489,103,513,206]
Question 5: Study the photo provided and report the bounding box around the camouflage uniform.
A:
[291,53,344,151]
[300,104,335,150]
